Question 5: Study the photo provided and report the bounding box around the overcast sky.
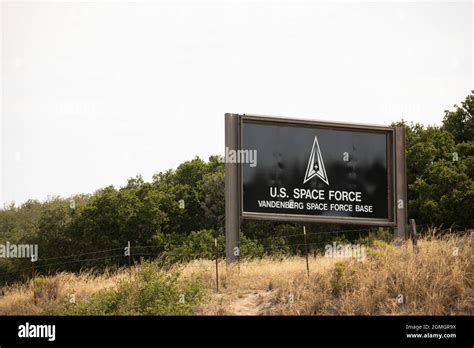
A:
[1,0,472,206]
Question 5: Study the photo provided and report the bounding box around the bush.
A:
[165,230,222,262]
[162,230,265,262]
[355,228,393,247]
[240,233,265,259]
[43,260,204,315]
[330,261,346,297]
[33,277,61,303]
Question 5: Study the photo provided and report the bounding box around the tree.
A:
[199,171,225,235]
[393,91,474,228]
[442,91,473,143]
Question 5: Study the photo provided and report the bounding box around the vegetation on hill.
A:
[0,233,471,315]
[0,92,472,283]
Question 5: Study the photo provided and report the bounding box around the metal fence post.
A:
[214,238,219,292]
[225,113,240,263]
[410,219,418,253]
[395,127,407,243]
[303,226,310,278]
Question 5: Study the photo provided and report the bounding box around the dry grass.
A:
[0,233,472,315]
[266,233,474,315]
[186,233,474,315]
[0,269,128,315]
[180,255,337,289]
[181,256,338,315]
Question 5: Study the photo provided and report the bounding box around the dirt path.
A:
[228,289,277,315]
[196,289,278,315]
[229,290,272,315]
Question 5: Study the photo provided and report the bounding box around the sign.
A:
[225,113,407,262]
[241,116,395,224]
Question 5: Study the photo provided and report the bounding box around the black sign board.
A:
[238,115,396,226]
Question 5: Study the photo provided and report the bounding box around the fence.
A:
[0,223,469,291]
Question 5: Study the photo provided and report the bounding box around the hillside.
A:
[0,233,472,316]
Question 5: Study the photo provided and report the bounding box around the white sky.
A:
[1,0,473,206]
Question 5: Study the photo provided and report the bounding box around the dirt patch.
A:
[196,289,278,315]
[230,289,277,315]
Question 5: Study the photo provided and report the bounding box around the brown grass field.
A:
[0,233,472,315]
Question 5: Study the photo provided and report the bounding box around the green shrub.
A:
[33,277,61,303]
[164,229,221,262]
[240,233,265,259]
[43,260,204,315]
[330,261,346,297]
[355,228,393,247]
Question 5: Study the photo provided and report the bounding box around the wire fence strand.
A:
[0,226,470,279]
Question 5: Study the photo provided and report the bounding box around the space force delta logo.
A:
[259,134,373,213]
[303,136,329,185]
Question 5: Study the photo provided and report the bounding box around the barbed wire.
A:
[15,224,459,267]
[0,249,216,277]
[0,226,470,279]
[250,227,394,242]
[0,254,126,277]
[38,247,126,262]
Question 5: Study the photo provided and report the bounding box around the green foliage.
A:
[164,229,223,263]
[239,233,265,258]
[442,92,473,143]
[0,93,473,283]
[330,261,346,297]
[355,228,393,247]
[43,260,204,315]
[392,93,474,228]
[199,171,225,232]
[33,277,61,303]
